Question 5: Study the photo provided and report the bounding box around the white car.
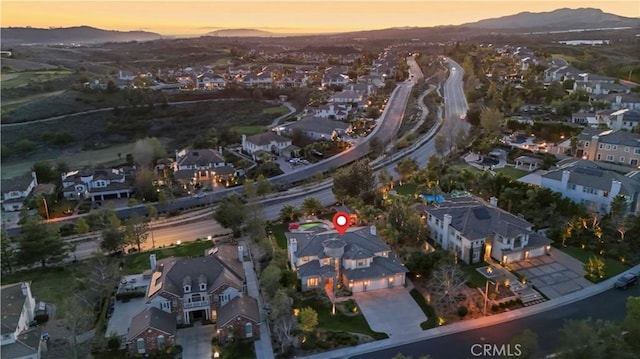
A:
[192,193,206,199]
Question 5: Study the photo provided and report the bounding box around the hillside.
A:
[205,29,277,37]
[461,8,639,31]
[1,26,162,45]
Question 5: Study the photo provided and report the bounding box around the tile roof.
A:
[177,149,225,167]
[343,254,408,281]
[245,132,291,146]
[578,128,640,147]
[1,282,30,335]
[1,173,35,194]
[0,327,41,359]
[216,295,260,326]
[542,160,640,195]
[127,307,176,341]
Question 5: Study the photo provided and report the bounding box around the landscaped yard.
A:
[267,223,289,250]
[262,105,289,115]
[293,295,387,340]
[1,265,83,316]
[395,183,417,196]
[461,262,491,288]
[409,289,438,329]
[561,246,630,281]
[494,166,529,179]
[123,240,215,274]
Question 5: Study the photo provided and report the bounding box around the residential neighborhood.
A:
[2,4,640,359]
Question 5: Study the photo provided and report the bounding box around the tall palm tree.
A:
[302,197,322,216]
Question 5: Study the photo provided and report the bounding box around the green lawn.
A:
[294,296,388,340]
[0,70,72,89]
[409,289,438,329]
[1,265,84,315]
[448,163,482,173]
[461,263,491,288]
[395,184,417,196]
[262,105,289,115]
[232,125,265,136]
[494,167,529,179]
[267,223,289,250]
[123,240,215,274]
[561,246,630,281]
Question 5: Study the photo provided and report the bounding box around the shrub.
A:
[107,336,121,350]
[34,313,49,324]
[491,304,499,312]
[457,305,468,317]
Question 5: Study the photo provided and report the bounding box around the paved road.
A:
[354,285,640,359]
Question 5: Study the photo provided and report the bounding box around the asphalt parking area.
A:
[353,286,426,338]
[105,297,147,337]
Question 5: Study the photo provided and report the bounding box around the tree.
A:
[332,159,376,204]
[584,256,605,282]
[214,194,246,237]
[298,307,318,332]
[368,136,383,158]
[623,297,640,351]
[455,128,468,151]
[557,319,635,359]
[270,288,292,321]
[256,174,272,197]
[123,214,149,252]
[431,264,467,306]
[609,195,628,241]
[434,134,446,157]
[302,197,323,216]
[480,108,503,137]
[31,161,57,184]
[1,230,16,273]
[279,204,300,222]
[271,288,296,353]
[261,264,282,298]
[508,329,540,359]
[377,168,394,191]
[17,215,70,267]
[395,157,419,183]
[101,227,125,253]
[75,218,90,235]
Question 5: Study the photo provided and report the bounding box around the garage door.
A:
[365,278,388,291]
[351,281,364,293]
[528,247,546,257]
[505,252,523,264]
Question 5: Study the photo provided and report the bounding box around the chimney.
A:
[21,282,31,298]
[369,226,377,236]
[443,214,452,228]
[31,171,38,186]
[241,134,247,148]
[238,245,244,262]
[489,197,498,207]
[150,254,157,271]
[610,180,622,198]
[561,170,571,189]
[218,146,223,155]
[276,128,281,136]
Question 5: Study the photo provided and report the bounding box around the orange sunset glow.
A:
[2,1,639,35]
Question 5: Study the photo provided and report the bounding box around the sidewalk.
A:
[300,264,640,359]
[241,241,275,359]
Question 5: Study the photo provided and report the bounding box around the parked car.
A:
[614,273,638,289]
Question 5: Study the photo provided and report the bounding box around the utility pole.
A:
[483,280,489,316]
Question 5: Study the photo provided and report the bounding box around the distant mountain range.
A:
[205,28,278,37]
[461,7,639,31]
[0,26,162,45]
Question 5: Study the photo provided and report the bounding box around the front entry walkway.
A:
[176,325,214,359]
[353,286,426,338]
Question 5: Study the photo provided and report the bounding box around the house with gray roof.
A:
[173,148,238,185]
[285,116,352,140]
[576,128,640,167]
[1,172,37,212]
[419,197,552,265]
[241,130,292,159]
[215,295,261,340]
[127,307,176,355]
[61,168,133,202]
[539,159,640,214]
[144,253,245,325]
[1,282,43,359]
[286,226,408,293]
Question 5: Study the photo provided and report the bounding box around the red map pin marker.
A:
[333,211,350,236]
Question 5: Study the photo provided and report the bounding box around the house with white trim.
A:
[1,282,43,359]
[1,172,37,212]
[61,168,133,202]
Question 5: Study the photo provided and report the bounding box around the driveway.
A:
[176,325,215,359]
[353,286,426,338]
[510,250,593,299]
[105,297,147,338]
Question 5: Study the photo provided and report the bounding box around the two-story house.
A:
[1,172,38,212]
[576,128,640,167]
[539,159,640,214]
[241,131,292,159]
[286,226,408,293]
[126,307,176,355]
[61,168,133,202]
[1,282,43,359]
[145,254,245,325]
[173,148,237,185]
[314,104,350,120]
[420,197,552,265]
[196,73,226,89]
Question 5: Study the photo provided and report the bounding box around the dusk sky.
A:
[2,1,639,35]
